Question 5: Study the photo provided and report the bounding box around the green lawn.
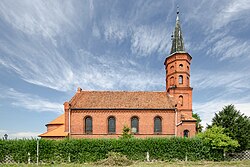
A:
[1,160,250,167]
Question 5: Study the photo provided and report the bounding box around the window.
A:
[154,116,162,133]
[179,95,183,106]
[184,130,189,138]
[170,76,174,86]
[108,116,116,133]
[170,66,174,70]
[179,64,183,68]
[179,75,183,84]
[85,116,92,134]
[187,66,189,71]
[187,77,189,86]
[131,117,139,133]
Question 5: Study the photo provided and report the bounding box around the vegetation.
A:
[209,104,250,151]
[94,152,133,166]
[0,137,225,163]
[120,125,133,139]
[197,126,239,153]
[192,113,203,133]
[1,160,250,167]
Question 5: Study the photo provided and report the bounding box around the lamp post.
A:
[4,134,8,140]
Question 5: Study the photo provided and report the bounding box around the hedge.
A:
[0,137,224,163]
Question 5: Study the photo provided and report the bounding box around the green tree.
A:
[120,125,133,139]
[192,112,203,133]
[197,126,239,153]
[209,104,250,151]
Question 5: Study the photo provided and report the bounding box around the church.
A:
[39,11,196,139]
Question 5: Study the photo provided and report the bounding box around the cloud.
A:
[194,99,250,129]
[0,129,7,133]
[0,131,40,139]
[0,0,81,42]
[211,0,250,31]
[0,88,63,113]
[206,36,250,61]
[192,70,250,91]
[130,25,170,56]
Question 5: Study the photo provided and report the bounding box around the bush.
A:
[0,137,224,163]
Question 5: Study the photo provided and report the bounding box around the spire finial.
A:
[176,6,180,21]
[170,6,185,54]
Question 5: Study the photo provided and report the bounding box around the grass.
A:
[0,160,250,167]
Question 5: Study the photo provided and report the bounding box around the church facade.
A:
[39,12,196,139]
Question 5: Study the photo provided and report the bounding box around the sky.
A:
[0,0,250,139]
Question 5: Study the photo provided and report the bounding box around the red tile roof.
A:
[69,91,176,109]
[39,124,68,137]
[47,114,64,125]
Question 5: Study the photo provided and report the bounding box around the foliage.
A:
[94,152,133,166]
[197,126,239,153]
[0,137,225,163]
[192,112,203,133]
[120,125,133,139]
[209,104,250,151]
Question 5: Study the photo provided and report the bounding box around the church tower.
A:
[164,10,193,117]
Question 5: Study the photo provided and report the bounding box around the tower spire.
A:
[170,7,185,54]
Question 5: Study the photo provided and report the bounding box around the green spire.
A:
[170,9,185,54]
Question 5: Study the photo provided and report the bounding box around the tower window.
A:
[170,66,174,70]
[170,76,174,86]
[184,130,189,138]
[187,66,189,71]
[179,95,183,106]
[154,116,162,133]
[131,116,139,133]
[108,116,116,133]
[187,77,189,86]
[179,64,183,68]
[85,116,92,134]
[179,75,183,84]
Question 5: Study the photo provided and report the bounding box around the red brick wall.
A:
[68,109,176,138]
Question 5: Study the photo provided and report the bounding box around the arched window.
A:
[108,116,116,133]
[184,130,189,138]
[179,64,183,69]
[170,76,174,86]
[154,116,162,133]
[179,95,183,106]
[131,117,139,133]
[85,116,92,134]
[170,66,174,70]
[179,75,183,84]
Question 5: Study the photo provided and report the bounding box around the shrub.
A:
[0,137,224,163]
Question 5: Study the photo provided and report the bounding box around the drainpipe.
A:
[175,108,177,136]
[68,108,71,134]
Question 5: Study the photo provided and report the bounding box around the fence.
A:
[226,150,250,160]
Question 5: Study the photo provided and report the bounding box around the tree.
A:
[192,112,203,133]
[209,104,250,151]
[197,126,239,152]
[120,125,133,139]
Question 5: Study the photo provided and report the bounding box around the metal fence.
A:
[226,150,250,160]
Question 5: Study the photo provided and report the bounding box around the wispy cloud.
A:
[194,98,250,129]
[211,0,250,32]
[0,131,40,139]
[206,36,250,61]
[192,70,250,91]
[0,88,63,113]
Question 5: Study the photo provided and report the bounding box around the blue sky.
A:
[0,0,250,139]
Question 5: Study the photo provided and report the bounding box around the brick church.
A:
[39,11,196,139]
